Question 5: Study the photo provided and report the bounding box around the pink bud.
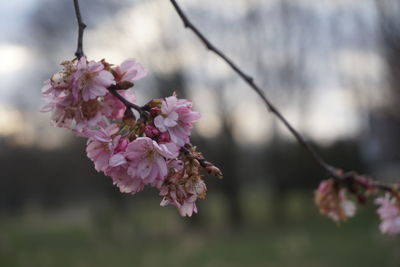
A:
[144,125,160,138]
[158,132,171,143]
[150,107,161,117]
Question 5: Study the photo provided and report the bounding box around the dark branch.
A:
[73,0,86,59]
[169,0,339,178]
[72,1,148,120]
[181,145,223,178]
[68,0,397,196]
[107,86,149,120]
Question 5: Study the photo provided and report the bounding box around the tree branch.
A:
[70,0,398,197]
[168,1,400,197]
[107,86,149,120]
[73,0,86,59]
[169,0,339,178]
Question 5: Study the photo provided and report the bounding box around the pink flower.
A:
[125,137,179,186]
[159,161,206,217]
[73,57,115,101]
[102,90,136,120]
[154,95,201,147]
[160,193,198,217]
[375,194,400,235]
[85,124,119,172]
[41,78,73,111]
[108,164,145,194]
[159,178,206,217]
[114,171,145,194]
[100,136,146,194]
[74,100,107,132]
[41,61,76,103]
[114,59,147,82]
[179,200,198,217]
[41,87,78,129]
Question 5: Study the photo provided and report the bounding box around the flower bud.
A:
[204,165,223,178]
[117,81,134,90]
[158,132,171,143]
[144,125,160,138]
[150,107,161,117]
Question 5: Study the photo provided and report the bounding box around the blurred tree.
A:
[368,0,400,175]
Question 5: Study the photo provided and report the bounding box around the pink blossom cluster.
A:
[41,58,144,131]
[375,194,400,235]
[41,57,221,217]
[315,178,400,235]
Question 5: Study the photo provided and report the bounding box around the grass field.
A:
[0,192,399,267]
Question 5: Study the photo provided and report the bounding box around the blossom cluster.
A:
[375,194,400,235]
[315,178,400,235]
[41,57,222,217]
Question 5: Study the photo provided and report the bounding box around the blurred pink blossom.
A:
[375,194,400,235]
[113,59,147,82]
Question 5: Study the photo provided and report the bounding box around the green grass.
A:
[0,193,399,267]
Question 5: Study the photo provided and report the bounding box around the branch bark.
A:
[168,0,400,196]
[70,0,399,195]
[73,0,86,59]
[169,0,339,178]
[107,86,149,120]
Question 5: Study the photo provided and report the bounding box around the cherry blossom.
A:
[125,137,179,186]
[73,57,115,101]
[375,194,400,235]
[42,57,220,217]
[113,59,147,82]
[102,90,136,120]
[154,95,200,147]
[85,124,119,172]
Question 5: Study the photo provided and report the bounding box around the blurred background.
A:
[1,0,400,266]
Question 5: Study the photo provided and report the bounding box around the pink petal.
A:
[109,154,127,167]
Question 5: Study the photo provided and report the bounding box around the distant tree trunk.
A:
[268,125,288,225]
[367,1,400,171]
[219,118,243,227]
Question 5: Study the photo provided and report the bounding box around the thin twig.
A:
[70,0,398,196]
[73,1,147,119]
[73,0,86,59]
[168,1,400,196]
[107,86,149,120]
[169,0,339,178]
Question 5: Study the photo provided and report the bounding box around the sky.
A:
[0,0,388,147]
